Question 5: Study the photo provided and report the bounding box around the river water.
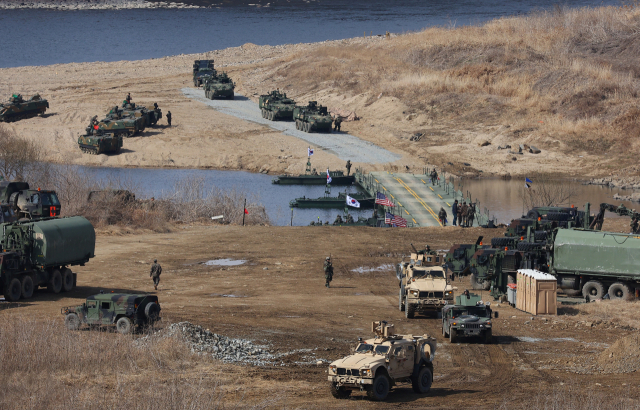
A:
[0,0,620,68]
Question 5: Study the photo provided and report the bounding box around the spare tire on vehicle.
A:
[144,302,160,321]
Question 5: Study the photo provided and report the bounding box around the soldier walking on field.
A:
[324,256,333,288]
[166,111,172,126]
[150,259,162,290]
[345,160,352,176]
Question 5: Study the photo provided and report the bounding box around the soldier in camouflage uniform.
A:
[324,256,333,288]
[150,259,162,290]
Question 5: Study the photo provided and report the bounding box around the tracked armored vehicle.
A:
[78,129,122,155]
[0,181,61,219]
[204,72,235,99]
[259,90,296,120]
[110,103,162,127]
[442,293,497,344]
[328,321,436,401]
[0,94,49,122]
[193,59,215,87]
[98,115,144,137]
[293,101,333,133]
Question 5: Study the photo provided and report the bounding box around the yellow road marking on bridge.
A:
[421,179,426,184]
[375,179,379,183]
[446,202,451,207]
[390,194,395,199]
[393,177,442,226]
[405,210,410,215]
[412,218,417,224]
[383,186,387,191]
[429,186,434,192]
[438,194,443,199]
[398,202,403,207]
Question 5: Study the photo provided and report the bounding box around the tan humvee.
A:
[328,321,436,401]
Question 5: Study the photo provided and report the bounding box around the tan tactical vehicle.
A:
[398,250,455,318]
[328,321,436,401]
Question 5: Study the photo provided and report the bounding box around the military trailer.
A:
[193,59,216,87]
[259,90,296,120]
[0,216,95,301]
[62,293,161,334]
[0,181,61,219]
[328,321,436,401]
[0,94,49,122]
[442,293,497,344]
[293,101,333,133]
[203,72,235,99]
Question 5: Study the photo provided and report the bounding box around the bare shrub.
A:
[520,174,578,209]
[0,125,42,182]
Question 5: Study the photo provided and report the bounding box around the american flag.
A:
[375,192,395,207]
[385,212,407,227]
[385,212,393,224]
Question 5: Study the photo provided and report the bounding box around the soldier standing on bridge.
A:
[150,259,162,290]
[461,201,468,227]
[452,199,459,226]
[345,160,352,176]
[430,168,438,185]
[467,203,476,227]
[324,256,333,288]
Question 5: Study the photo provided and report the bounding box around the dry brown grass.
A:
[569,299,640,329]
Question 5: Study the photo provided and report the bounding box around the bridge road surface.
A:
[369,172,457,227]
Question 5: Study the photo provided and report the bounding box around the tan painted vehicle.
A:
[328,321,436,401]
[397,249,455,318]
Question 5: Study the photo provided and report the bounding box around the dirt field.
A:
[4,222,640,409]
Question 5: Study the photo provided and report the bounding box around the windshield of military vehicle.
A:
[413,269,445,279]
[452,306,490,318]
[42,193,60,206]
[355,344,390,354]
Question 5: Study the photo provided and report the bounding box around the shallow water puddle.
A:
[204,258,246,266]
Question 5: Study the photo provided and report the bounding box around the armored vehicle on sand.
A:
[294,101,333,133]
[193,59,216,87]
[204,72,235,100]
[111,103,161,127]
[259,90,296,120]
[63,293,161,334]
[78,130,122,155]
[0,94,48,122]
[98,115,144,137]
[442,293,497,344]
[328,321,436,401]
[0,181,61,219]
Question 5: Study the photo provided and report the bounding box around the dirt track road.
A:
[4,223,639,408]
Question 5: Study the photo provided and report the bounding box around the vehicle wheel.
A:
[483,329,492,344]
[144,302,160,321]
[306,123,313,133]
[411,366,433,394]
[6,278,22,301]
[228,92,234,100]
[366,374,390,401]
[329,382,351,399]
[116,317,133,335]
[608,282,633,301]
[48,269,63,294]
[534,230,547,241]
[449,327,458,343]
[564,289,582,297]
[62,268,74,292]
[65,313,80,331]
[526,209,540,220]
[582,280,604,300]
[21,276,34,299]
[405,298,415,318]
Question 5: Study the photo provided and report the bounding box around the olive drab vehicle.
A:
[0,204,16,224]
[111,102,162,127]
[442,293,498,344]
[259,90,296,121]
[193,59,216,87]
[0,94,49,122]
[444,236,486,277]
[328,321,436,401]
[0,181,61,219]
[78,129,122,155]
[63,293,161,334]
[97,114,145,138]
[203,72,235,99]
[293,101,333,133]
[398,247,455,318]
[0,216,95,301]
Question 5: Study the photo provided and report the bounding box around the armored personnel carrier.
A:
[78,128,122,155]
[63,293,161,334]
[110,103,162,127]
[442,293,497,343]
[259,90,296,120]
[193,59,216,87]
[293,101,333,133]
[204,72,235,99]
[0,94,49,122]
[0,181,61,219]
[328,321,436,401]
[98,115,144,137]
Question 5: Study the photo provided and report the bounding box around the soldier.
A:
[153,102,159,110]
[438,207,447,226]
[631,217,640,234]
[463,289,470,299]
[166,111,172,126]
[467,203,476,228]
[430,168,438,185]
[334,214,343,225]
[346,213,354,224]
[345,160,352,176]
[324,256,333,288]
[461,201,468,227]
[334,116,342,132]
[126,93,132,104]
[457,201,463,227]
[149,259,162,290]
[452,199,459,226]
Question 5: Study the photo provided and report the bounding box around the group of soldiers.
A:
[452,199,476,227]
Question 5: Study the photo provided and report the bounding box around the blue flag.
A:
[525,177,532,189]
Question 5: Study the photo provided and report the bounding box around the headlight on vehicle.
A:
[460,324,465,328]
[360,369,372,377]
[486,321,491,327]
[410,290,419,297]
[329,365,336,374]
[445,291,453,297]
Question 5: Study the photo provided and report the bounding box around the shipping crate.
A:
[516,269,557,315]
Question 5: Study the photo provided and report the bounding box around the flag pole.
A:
[243,198,246,226]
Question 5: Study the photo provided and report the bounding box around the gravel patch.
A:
[182,87,401,164]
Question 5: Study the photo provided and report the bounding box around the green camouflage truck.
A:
[0,94,49,122]
[193,59,216,87]
[259,90,296,120]
[0,181,61,219]
[62,293,161,334]
[0,216,95,301]
[293,101,333,133]
[203,72,235,99]
[442,293,497,344]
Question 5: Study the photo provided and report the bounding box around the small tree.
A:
[520,173,578,209]
[0,125,42,182]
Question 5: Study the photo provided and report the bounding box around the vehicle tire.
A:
[48,269,62,294]
[116,317,133,335]
[449,327,458,343]
[329,382,351,399]
[491,237,514,248]
[144,302,160,321]
[483,329,492,344]
[306,123,313,133]
[366,374,390,401]
[563,289,582,297]
[526,210,540,220]
[405,298,415,318]
[62,268,74,292]
[411,366,433,394]
[228,92,234,100]
[582,280,604,300]
[21,275,34,299]
[608,282,633,301]
[6,278,22,301]
[546,212,570,221]
[65,313,80,331]
[534,230,547,241]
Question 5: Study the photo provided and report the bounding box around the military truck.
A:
[444,236,485,276]
[193,59,216,87]
[203,72,235,100]
[398,250,455,318]
[328,321,436,401]
[62,293,161,334]
[442,293,497,344]
[293,101,333,133]
[0,94,49,122]
[0,181,61,219]
[259,90,296,120]
[0,216,95,301]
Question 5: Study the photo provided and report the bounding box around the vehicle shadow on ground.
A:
[493,335,520,344]
[115,148,135,154]
[138,130,163,137]
[42,112,57,118]
[384,387,478,402]
[0,301,35,310]
[231,95,250,101]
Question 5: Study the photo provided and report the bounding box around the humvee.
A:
[328,321,436,401]
[0,182,61,219]
[442,293,497,344]
[398,249,455,318]
[62,293,161,334]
